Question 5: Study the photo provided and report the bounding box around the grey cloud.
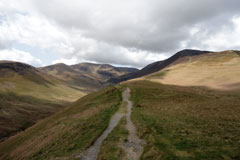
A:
[32,0,240,56]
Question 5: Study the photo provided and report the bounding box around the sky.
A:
[0,0,240,68]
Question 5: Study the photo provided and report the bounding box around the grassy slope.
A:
[125,80,240,160]
[144,51,240,90]
[0,68,86,141]
[0,68,85,101]
[0,86,121,160]
[0,93,65,141]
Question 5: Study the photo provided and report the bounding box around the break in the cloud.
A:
[0,0,240,68]
[0,48,42,66]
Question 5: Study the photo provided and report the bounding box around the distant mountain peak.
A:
[0,61,37,73]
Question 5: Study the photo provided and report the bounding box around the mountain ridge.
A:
[40,62,139,90]
[108,49,212,84]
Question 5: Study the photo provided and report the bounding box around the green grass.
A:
[98,117,128,160]
[0,86,122,160]
[126,80,240,160]
[0,92,66,141]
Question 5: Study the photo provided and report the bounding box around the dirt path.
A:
[120,88,145,160]
[79,112,124,160]
[78,88,144,160]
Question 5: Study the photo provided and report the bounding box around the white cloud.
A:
[0,48,42,66]
[52,57,78,65]
[202,16,240,51]
[0,0,240,68]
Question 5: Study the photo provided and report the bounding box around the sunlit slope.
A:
[0,86,121,160]
[0,61,85,101]
[145,51,240,90]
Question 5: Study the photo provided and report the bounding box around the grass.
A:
[147,51,240,90]
[125,80,240,160]
[0,92,66,141]
[0,68,85,102]
[0,85,122,160]
[151,70,170,79]
[98,117,128,160]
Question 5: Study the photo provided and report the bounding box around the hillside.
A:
[1,80,240,159]
[0,86,122,159]
[108,49,211,84]
[143,50,240,90]
[40,62,138,90]
[0,61,85,141]
[124,80,240,159]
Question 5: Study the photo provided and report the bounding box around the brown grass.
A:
[145,51,240,91]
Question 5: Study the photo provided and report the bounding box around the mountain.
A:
[0,61,85,141]
[142,50,240,90]
[71,62,138,80]
[108,49,211,84]
[40,62,139,89]
[40,63,102,91]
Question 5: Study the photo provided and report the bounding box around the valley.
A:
[0,61,137,143]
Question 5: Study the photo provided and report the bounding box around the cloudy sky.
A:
[0,0,240,68]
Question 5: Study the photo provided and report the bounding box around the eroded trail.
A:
[79,88,144,160]
[121,88,145,160]
[79,112,124,160]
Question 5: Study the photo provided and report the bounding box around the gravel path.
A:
[120,88,145,160]
[79,112,124,160]
[78,88,144,160]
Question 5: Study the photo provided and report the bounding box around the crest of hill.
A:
[40,62,138,90]
[40,63,101,91]
[108,49,211,84]
[71,62,138,80]
[143,50,240,91]
[0,61,54,86]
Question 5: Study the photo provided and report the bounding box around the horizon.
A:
[0,0,240,68]
[1,48,238,69]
